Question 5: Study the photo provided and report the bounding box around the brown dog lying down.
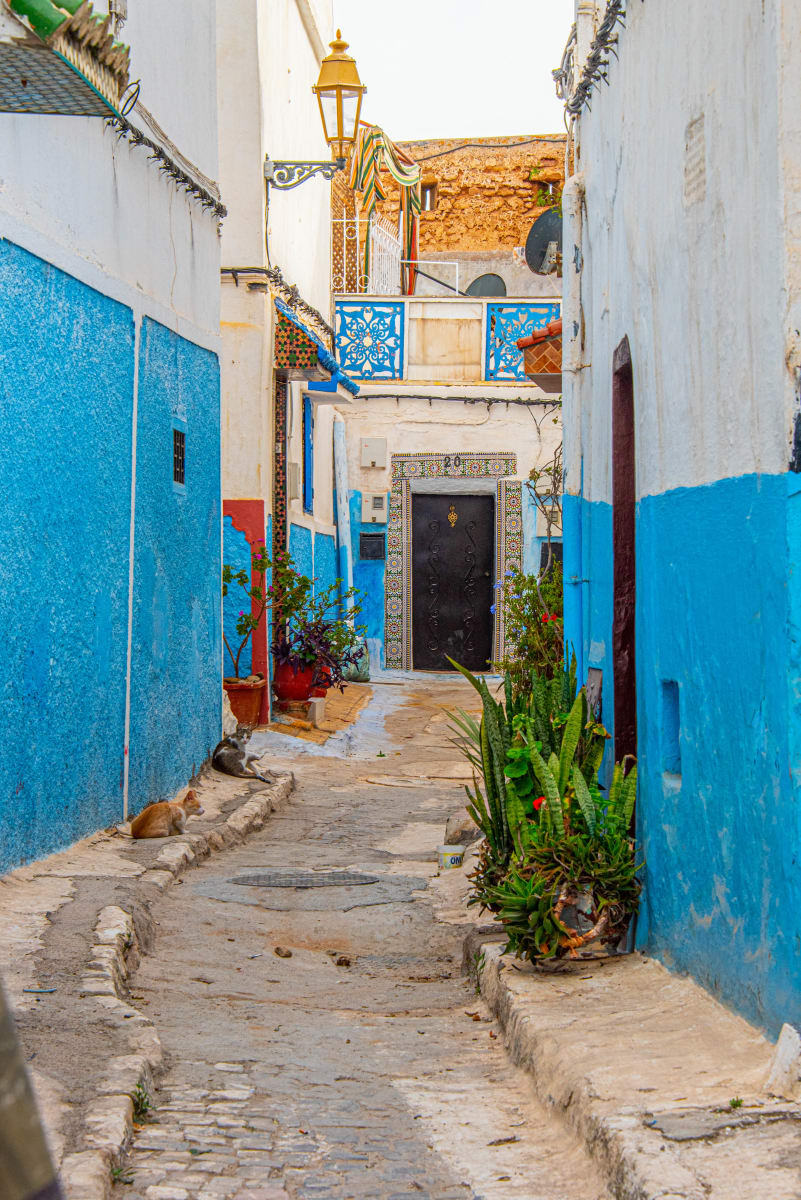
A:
[130,789,204,839]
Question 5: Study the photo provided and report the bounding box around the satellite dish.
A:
[524,208,563,274]
[465,273,507,297]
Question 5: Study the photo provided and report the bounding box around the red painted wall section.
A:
[223,499,270,723]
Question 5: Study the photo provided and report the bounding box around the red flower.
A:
[541,613,550,624]
[533,796,545,811]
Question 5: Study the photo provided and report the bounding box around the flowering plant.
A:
[222,542,273,679]
[494,560,564,691]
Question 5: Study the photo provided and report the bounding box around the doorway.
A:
[411,493,494,671]
[612,336,637,760]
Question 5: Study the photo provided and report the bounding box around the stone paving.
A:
[113,677,608,1200]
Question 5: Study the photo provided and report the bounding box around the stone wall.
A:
[378,135,566,253]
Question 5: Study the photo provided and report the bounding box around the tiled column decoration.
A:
[385,452,518,671]
[273,376,288,560]
[493,479,523,664]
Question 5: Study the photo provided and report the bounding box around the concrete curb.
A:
[59,772,294,1200]
[466,935,707,1200]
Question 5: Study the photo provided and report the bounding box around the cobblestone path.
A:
[114,679,608,1200]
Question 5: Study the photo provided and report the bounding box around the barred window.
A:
[173,428,185,486]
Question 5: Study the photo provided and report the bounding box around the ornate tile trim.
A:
[385,452,519,670]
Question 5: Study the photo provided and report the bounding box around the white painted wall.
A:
[0,0,220,341]
[257,0,334,314]
[220,288,274,501]
[339,391,562,499]
[286,383,337,536]
[218,0,336,508]
[563,0,799,504]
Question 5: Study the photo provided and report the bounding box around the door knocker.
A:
[447,503,458,528]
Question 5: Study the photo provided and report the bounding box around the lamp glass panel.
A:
[318,91,339,144]
[339,89,359,139]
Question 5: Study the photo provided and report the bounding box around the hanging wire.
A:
[104,110,227,219]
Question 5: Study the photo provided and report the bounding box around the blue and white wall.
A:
[336,386,562,666]
[286,384,341,598]
[0,0,222,872]
[561,0,801,1033]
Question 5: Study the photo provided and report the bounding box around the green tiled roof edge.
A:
[8,0,70,40]
[8,0,130,87]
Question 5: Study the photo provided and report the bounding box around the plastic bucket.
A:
[437,844,466,869]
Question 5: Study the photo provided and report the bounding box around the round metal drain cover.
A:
[232,870,380,889]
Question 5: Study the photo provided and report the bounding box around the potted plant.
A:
[222,540,272,725]
[269,557,365,703]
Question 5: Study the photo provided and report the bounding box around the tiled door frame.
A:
[385,452,522,670]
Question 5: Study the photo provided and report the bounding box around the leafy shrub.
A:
[486,759,640,961]
[495,562,565,690]
[446,661,610,911]
[446,652,639,960]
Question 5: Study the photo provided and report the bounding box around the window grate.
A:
[173,428,185,485]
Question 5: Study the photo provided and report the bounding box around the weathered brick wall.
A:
[376,135,566,253]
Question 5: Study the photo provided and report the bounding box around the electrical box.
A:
[536,503,562,538]
[360,437,387,469]
[288,462,301,502]
[361,492,387,524]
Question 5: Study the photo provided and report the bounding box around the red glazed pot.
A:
[223,677,266,726]
[273,662,314,703]
[311,664,332,698]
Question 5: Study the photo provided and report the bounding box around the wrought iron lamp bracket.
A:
[264,155,346,190]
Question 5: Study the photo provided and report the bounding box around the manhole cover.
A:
[232,871,380,889]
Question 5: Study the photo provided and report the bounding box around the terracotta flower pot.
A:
[310,663,332,698]
[223,677,266,726]
[273,662,314,703]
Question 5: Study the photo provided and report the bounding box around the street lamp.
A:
[264,30,366,191]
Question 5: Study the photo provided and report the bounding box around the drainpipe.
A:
[333,413,354,601]
[575,1,598,75]
[122,312,141,823]
[562,171,586,683]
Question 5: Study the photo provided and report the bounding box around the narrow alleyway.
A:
[113,678,608,1200]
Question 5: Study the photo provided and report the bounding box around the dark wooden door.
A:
[612,336,637,760]
[412,493,494,671]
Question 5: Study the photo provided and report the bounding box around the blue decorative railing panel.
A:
[485,301,561,381]
[335,300,405,380]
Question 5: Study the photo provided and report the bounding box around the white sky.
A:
[331,0,575,141]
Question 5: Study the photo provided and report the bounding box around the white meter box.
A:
[360,438,387,468]
[361,492,388,524]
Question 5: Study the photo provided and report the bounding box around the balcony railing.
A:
[334,296,561,384]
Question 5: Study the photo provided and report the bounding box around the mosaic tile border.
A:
[385,452,519,671]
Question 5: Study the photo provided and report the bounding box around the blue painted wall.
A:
[314,531,338,596]
[289,522,313,581]
[223,516,252,677]
[128,319,221,811]
[0,241,134,871]
[349,490,386,665]
[522,483,563,580]
[564,474,801,1035]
